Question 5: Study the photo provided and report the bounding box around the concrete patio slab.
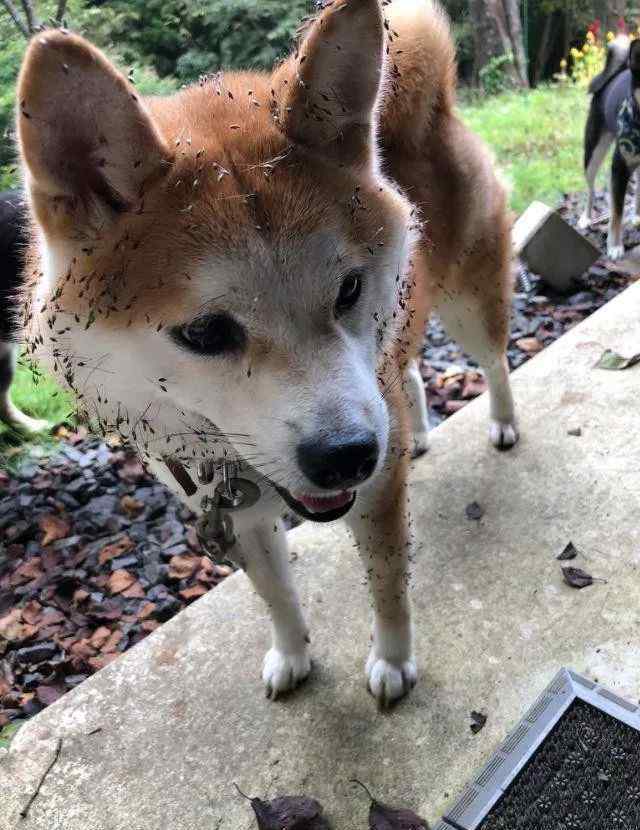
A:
[1,281,639,830]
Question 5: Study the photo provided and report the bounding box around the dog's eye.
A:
[334,270,363,316]
[171,313,247,356]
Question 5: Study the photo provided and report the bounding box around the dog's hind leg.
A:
[608,147,631,260]
[633,168,640,225]
[404,359,429,458]
[579,108,613,230]
[0,341,48,433]
[237,515,311,699]
[434,254,517,450]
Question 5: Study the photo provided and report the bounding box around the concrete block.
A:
[513,201,600,291]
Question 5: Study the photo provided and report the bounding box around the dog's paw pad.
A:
[365,653,417,707]
[411,431,429,459]
[263,647,311,700]
[489,420,519,451]
[607,244,625,261]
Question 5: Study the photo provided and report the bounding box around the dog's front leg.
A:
[236,515,311,699]
[346,462,416,707]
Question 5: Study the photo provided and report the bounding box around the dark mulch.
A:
[0,428,230,727]
[0,189,638,728]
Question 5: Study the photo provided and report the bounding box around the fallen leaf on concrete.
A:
[465,502,484,521]
[470,711,487,735]
[561,566,606,589]
[39,515,70,546]
[557,542,578,561]
[120,495,144,516]
[567,427,582,437]
[236,784,331,829]
[351,780,429,829]
[595,349,640,370]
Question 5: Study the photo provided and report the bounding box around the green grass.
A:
[459,83,606,215]
[1,84,601,453]
[0,356,73,456]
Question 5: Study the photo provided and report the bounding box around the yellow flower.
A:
[607,31,615,41]
[586,30,595,43]
[560,58,567,69]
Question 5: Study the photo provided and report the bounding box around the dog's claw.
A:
[489,420,519,451]
[262,646,311,699]
[411,431,429,459]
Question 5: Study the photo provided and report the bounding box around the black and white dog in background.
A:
[580,37,640,260]
[0,189,47,432]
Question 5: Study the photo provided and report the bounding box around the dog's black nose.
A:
[297,431,379,490]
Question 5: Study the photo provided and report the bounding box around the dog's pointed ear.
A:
[17,31,172,224]
[271,0,384,163]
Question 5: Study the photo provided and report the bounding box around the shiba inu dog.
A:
[580,36,640,259]
[0,189,48,433]
[16,0,516,705]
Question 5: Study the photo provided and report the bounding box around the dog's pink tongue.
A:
[298,491,352,513]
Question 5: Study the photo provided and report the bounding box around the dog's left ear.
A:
[271,0,384,164]
[630,38,640,73]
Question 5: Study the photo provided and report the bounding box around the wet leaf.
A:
[236,785,330,829]
[557,542,578,561]
[561,566,605,589]
[470,710,487,735]
[465,501,484,521]
[352,781,429,829]
[595,349,640,371]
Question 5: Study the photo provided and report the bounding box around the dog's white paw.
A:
[411,430,429,459]
[577,212,592,230]
[2,405,49,435]
[489,420,519,451]
[633,214,640,228]
[366,651,417,707]
[607,243,625,261]
[262,646,311,700]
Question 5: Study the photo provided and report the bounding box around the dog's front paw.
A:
[263,646,311,700]
[489,420,519,450]
[366,651,417,707]
[607,243,625,261]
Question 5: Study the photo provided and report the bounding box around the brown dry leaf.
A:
[36,685,64,706]
[121,580,146,599]
[120,495,144,516]
[562,567,600,589]
[88,654,119,671]
[168,555,200,581]
[39,514,71,546]
[102,630,123,653]
[21,601,43,626]
[89,627,111,649]
[236,785,330,830]
[595,349,640,371]
[99,537,134,565]
[516,337,543,354]
[351,781,429,829]
[108,570,136,595]
[557,542,578,561]
[179,585,208,602]
[470,710,487,734]
[137,602,157,621]
[141,620,160,633]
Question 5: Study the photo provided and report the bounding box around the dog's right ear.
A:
[17,31,172,229]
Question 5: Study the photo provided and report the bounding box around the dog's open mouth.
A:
[275,486,356,523]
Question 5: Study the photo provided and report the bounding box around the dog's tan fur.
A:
[17,0,516,705]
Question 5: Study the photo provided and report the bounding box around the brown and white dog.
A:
[16,0,516,705]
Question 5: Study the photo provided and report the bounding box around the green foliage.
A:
[479,52,515,96]
[0,719,26,749]
[81,0,314,81]
[460,84,595,214]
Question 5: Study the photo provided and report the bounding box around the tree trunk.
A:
[533,12,554,86]
[471,0,530,88]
